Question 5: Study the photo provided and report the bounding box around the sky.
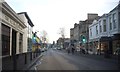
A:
[5,0,119,43]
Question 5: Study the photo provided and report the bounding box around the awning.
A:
[100,36,112,42]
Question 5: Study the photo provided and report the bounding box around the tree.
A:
[40,30,49,48]
[41,30,48,43]
[58,27,66,38]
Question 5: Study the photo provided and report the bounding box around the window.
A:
[19,33,23,53]
[2,24,10,56]
[113,13,117,29]
[99,21,102,33]
[90,28,92,37]
[103,19,106,32]
[109,17,112,30]
[96,25,98,35]
[100,25,102,33]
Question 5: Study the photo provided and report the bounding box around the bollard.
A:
[118,53,120,69]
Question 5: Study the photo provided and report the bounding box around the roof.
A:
[18,12,34,27]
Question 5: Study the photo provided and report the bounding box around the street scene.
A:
[0,0,120,71]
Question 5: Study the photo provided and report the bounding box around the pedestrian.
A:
[67,48,70,54]
[82,49,85,54]
[71,44,75,54]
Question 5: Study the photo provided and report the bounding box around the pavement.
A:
[26,53,43,70]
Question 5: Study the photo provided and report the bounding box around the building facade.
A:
[63,38,70,49]
[89,3,120,54]
[107,3,120,54]
[79,13,98,51]
[70,28,74,44]
[57,37,64,49]
[0,2,27,56]
[70,13,98,51]
[18,12,34,52]
[73,23,79,47]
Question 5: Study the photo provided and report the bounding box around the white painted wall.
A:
[99,16,108,37]
[18,14,28,53]
[89,20,99,41]
[107,9,119,36]
[89,9,120,41]
[89,14,109,41]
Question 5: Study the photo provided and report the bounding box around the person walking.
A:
[67,48,70,54]
[71,44,75,54]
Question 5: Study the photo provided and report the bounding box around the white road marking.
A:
[41,59,43,61]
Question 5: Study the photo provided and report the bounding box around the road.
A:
[30,48,118,70]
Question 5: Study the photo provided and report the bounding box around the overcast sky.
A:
[5,0,119,43]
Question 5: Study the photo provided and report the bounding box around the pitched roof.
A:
[18,12,34,27]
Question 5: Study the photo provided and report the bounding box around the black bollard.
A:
[118,53,120,69]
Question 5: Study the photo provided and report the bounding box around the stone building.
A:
[57,37,64,49]
[79,13,98,51]
[70,28,74,44]
[70,13,98,51]
[0,2,27,56]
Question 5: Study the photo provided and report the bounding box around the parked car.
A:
[114,48,120,55]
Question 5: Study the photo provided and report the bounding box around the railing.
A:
[2,51,41,70]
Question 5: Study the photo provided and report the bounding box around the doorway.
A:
[12,29,17,55]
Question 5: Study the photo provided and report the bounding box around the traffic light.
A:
[82,35,86,43]
[33,32,36,40]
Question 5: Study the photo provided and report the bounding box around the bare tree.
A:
[40,30,49,48]
[59,27,66,38]
[41,30,48,43]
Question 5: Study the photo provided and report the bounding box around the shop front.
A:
[112,34,120,55]
[99,37,112,55]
